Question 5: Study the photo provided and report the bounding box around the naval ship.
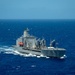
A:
[14,28,66,59]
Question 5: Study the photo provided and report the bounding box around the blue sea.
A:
[0,19,75,75]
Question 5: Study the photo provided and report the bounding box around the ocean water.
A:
[0,19,75,75]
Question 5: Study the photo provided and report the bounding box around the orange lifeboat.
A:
[18,42,24,47]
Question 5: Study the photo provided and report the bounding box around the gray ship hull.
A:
[41,48,66,58]
[15,47,41,56]
[14,46,66,58]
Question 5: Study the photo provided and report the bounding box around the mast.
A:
[23,28,30,37]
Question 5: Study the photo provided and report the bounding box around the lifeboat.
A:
[18,42,24,47]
